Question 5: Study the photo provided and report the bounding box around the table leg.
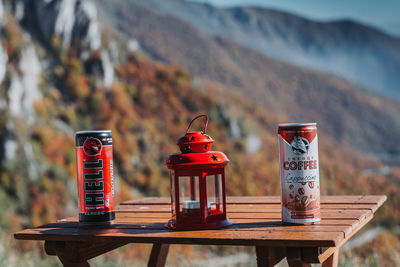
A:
[256,246,285,267]
[322,248,339,267]
[58,255,90,267]
[148,243,170,267]
[286,248,311,267]
[45,241,91,267]
[44,240,127,266]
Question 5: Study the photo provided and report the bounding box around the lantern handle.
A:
[186,115,209,134]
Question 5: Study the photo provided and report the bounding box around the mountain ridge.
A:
[118,0,400,98]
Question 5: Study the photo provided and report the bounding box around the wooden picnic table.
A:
[14,195,386,267]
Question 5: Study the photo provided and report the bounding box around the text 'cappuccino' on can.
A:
[278,123,321,224]
[76,130,115,226]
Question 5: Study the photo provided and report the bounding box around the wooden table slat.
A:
[116,203,378,212]
[62,219,361,230]
[114,210,370,221]
[120,195,386,205]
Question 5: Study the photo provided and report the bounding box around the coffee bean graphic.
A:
[298,188,305,195]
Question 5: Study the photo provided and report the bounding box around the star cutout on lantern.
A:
[185,146,192,152]
[211,155,218,161]
[204,144,209,149]
[189,136,196,141]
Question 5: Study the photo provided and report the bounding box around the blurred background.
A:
[1,0,400,266]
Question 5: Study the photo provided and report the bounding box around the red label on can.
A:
[76,135,114,215]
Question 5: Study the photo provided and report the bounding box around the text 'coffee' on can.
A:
[76,130,115,226]
[278,123,321,224]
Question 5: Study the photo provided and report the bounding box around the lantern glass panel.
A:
[179,176,200,216]
[206,174,223,215]
[170,170,175,216]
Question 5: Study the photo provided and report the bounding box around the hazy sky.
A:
[190,0,400,36]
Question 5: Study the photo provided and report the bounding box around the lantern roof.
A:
[177,131,214,153]
[176,114,214,153]
[166,115,229,169]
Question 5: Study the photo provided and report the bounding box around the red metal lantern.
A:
[166,115,232,230]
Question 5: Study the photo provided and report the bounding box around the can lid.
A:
[76,130,112,134]
[278,123,317,127]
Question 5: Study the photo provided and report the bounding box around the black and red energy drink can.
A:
[75,130,115,226]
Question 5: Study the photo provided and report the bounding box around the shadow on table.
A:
[228,221,290,229]
[37,221,293,233]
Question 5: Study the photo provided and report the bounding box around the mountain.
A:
[96,0,400,161]
[109,0,400,99]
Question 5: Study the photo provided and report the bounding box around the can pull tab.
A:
[186,114,208,134]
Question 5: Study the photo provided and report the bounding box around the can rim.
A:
[76,130,112,134]
[278,123,317,127]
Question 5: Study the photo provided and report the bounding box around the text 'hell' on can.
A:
[278,123,321,224]
[75,130,115,226]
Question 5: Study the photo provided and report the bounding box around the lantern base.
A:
[166,218,232,230]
